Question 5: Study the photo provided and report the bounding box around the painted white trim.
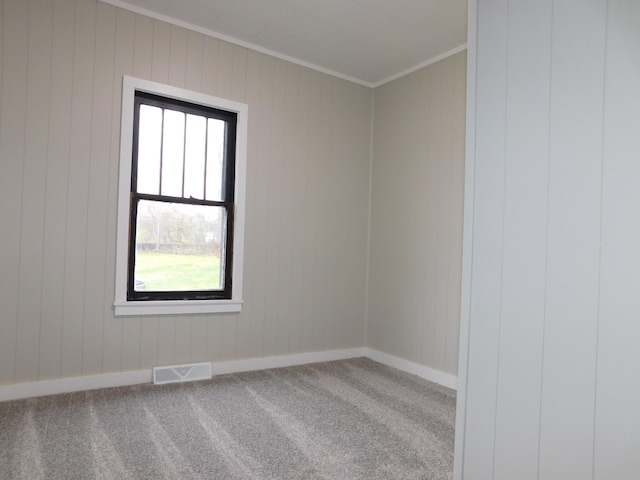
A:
[114,76,248,316]
[363,90,375,346]
[364,349,458,390]
[0,348,365,402]
[211,348,367,376]
[0,370,153,403]
[114,299,243,316]
[0,347,459,402]
[453,2,478,479]
[372,44,469,88]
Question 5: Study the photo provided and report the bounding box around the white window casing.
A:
[114,76,247,316]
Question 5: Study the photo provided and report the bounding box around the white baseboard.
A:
[0,370,153,403]
[365,349,458,390]
[0,348,366,402]
[211,348,366,376]
[0,347,457,402]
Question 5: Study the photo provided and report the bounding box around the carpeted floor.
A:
[0,358,456,480]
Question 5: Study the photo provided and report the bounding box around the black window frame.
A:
[127,90,237,302]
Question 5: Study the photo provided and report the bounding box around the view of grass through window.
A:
[133,200,226,292]
[135,252,221,291]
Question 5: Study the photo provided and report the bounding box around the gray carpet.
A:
[0,358,456,480]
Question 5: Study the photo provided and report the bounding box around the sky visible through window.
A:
[137,105,226,201]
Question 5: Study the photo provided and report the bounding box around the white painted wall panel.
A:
[595,1,640,477]
[460,2,508,477]
[368,51,466,377]
[493,2,552,478]
[0,0,371,386]
[457,1,640,479]
[538,2,607,478]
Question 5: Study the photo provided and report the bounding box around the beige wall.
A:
[0,0,467,390]
[367,52,466,376]
[0,0,372,385]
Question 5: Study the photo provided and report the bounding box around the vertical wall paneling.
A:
[460,0,508,477]
[82,2,117,376]
[184,31,203,93]
[417,68,432,359]
[168,25,187,88]
[263,58,287,357]
[246,51,273,360]
[39,0,75,381]
[215,40,234,98]
[434,59,451,372]
[538,2,607,478]
[230,45,248,102]
[422,66,439,367]
[0,0,23,387]
[595,1,640,477]
[16,0,52,383]
[368,52,466,377]
[327,78,344,349]
[453,0,477,475]
[150,20,171,84]
[61,0,96,379]
[199,35,219,97]
[492,2,552,478]
[341,85,371,348]
[1,0,373,391]
[458,0,640,478]
[275,63,298,356]
[300,70,323,354]
[393,72,414,360]
[287,66,309,355]
[312,75,334,352]
[132,13,153,79]
[445,52,466,374]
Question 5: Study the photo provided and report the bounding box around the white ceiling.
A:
[103,0,467,87]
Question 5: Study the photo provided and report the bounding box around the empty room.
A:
[1,0,639,479]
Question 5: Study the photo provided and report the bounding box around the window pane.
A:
[134,200,226,291]
[205,118,226,201]
[137,105,162,194]
[184,114,206,199]
[161,109,185,197]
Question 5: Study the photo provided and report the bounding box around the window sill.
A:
[113,299,243,316]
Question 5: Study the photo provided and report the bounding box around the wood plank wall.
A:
[0,0,372,385]
[367,51,466,377]
[457,0,640,478]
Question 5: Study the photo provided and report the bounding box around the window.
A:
[114,77,247,316]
